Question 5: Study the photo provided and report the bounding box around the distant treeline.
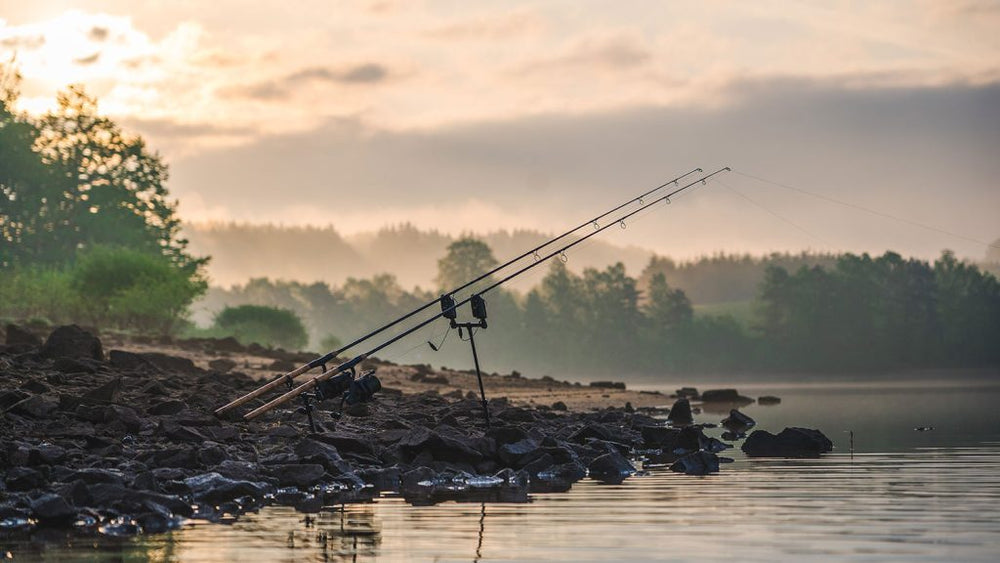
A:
[197,245,1000,375]
[184,222,654,291]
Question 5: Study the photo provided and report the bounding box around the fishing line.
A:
[716,177,832,248]
[732,169,1000,251]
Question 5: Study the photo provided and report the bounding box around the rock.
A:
[148,399,187,416]
[701,389,753,404]
[6,467,46,491]
[589,381,626,390]
[294,439,354,475]
[721,409,756,434]
[41,325,103,360]
[198,443,228,466]
[29,443,67,466]
[675,387,699,399]
[64,468,127,486]
[140,352,201,374]
[551,401,568,411]
[498,438,541,467]
[52,357,99,374]
[670,451,721,475]
[82,377,123,403]
[158,420,208,443]
[742,427,833,458]
[588,450,635,481]
[5,324,42,347]
[266,464,327,488]
[9,395,58,418]
[397,427,484,464]
[109,350,158,372]
[666,398,693,425]
[568,423,616,444]
[0,389,30,410]
[208,358,237,373]
[758,395,782,405]
[182,472,271,504]
[213,460,264,483]
[30,493,77,524]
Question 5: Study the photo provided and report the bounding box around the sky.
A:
[2,0,998,263]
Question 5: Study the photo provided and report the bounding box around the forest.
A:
[3,70,999,376]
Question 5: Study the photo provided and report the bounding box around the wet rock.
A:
[400,467,437,491]
[266,464,326,488]
[498,438,541,467]
[29,443,67,466]
[397,427,484,464]
[721,409,756,436]
[742,427,833,458]
[41,325,103,361]
[675,387,699,400]
[213,460,264,483]
[701,389,754,404]
[182,472,271,504]
[357,466,402,491]
[5,324,41,347]
[568,423,615,444]
[587,450,635,481]
[86,483,193,517]
[30,493,77,525]
[148,399,187,416]
[666,398,693,425]
[6,467,46,491]
[9,395,58,418]
[670,451,721,475]
[758,395,782,406]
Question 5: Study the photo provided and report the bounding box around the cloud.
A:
[0,33,45,50]
[74,52,100,65]
[167,78,1000,262]
[88,26,109,42]
[513,32,651,76]
[425,10,543,40]
[224,62,391,101]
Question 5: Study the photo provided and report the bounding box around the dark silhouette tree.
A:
[435,237,498,292]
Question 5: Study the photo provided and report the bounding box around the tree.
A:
[435,237,498,292]
[2,81,205,275]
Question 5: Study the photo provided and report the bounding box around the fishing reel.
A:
[294,367,381,432]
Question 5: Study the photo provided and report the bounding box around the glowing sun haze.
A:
[2,1,998,261]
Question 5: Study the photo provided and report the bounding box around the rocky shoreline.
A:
[1,324,832,537]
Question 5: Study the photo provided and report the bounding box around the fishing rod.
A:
[214,167,703,416]
[241,167,730,422]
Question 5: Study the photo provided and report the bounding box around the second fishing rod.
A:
[241,167,731,421]
[215,167,703,416]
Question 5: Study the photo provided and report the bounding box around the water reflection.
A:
[5,379,1000,561]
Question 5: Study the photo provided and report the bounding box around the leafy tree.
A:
[1,79,205,275]
[435,237,498,292]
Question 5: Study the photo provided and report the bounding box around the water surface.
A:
[6,377,1000,561]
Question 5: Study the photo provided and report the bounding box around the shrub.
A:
[69,246,206,334]
[214,305,308,351]
[0,268,82,324]
[319,333,343,352]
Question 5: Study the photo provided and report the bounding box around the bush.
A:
[69,246,206,334]
[319,333,343,353]
[214,305,308,351]
[0,268,82,324]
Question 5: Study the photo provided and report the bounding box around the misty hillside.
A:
[184,222,655,291]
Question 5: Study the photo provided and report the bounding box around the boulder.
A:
[701,389,753,404]
[9,395,58,418]
[587,450,635,481]
[721,409,756,434]
[41,325,103,361]
[666,398,693,425]
[742,427,833,458]
[30,493,77,524]
[5,324,42,347]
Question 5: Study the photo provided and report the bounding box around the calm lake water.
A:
[6,375,1000,562]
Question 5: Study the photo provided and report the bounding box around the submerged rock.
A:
[742,427,833,458]
[670,451,720,475]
